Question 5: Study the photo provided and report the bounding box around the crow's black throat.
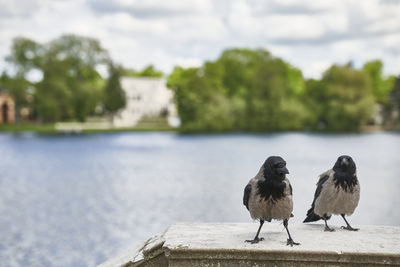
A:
[257,178,286,202]
[333,170,358,193]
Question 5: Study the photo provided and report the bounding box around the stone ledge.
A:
[99,223,400,266]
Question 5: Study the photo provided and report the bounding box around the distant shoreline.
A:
[0,123,174,135]
[0,123,398,135]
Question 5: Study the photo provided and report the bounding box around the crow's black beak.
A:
[342,158,349,166]
[278,167,289,175]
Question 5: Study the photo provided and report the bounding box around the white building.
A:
[113,77,180,128]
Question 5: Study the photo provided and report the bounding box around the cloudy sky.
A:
[0,0,399,78]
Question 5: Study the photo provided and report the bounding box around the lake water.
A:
[0,132,399,266]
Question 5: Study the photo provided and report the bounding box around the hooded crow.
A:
[243,156,299,246]
[303,155,360,231]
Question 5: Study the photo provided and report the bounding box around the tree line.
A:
[0,34,161,123]
[168,49,399,132]
[1,35,399,132]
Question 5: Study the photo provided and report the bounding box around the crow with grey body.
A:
[303,155,360,231]
[243,156,299,246]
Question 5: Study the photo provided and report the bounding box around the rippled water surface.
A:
[0,132,399,266]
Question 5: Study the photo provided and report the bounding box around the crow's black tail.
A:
[303,207,321,223]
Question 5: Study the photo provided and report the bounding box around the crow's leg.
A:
[340,214,359,231]
[324,216,335,232]
[245,220,265,244]
[283,219,300,246]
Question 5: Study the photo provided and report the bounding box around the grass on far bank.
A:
[0,120,398,135]
[0,123,57,134]
[82,125,173,134]
[0,122,174,135]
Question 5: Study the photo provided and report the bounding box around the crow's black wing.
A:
[303,172,331,223]
[288,183,294,217]
[314,173,330,201]
[243,184,251,211]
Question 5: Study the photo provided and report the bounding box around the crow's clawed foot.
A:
[245,237,264,244]
[324,226,335,232]
[341,226,359,231]
[286,238,300,246]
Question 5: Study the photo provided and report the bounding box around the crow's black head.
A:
[258,156,289,201]
[333,155,356,174]
[332,155,358,192]
[263,156,289,181]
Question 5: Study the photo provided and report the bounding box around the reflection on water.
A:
[0,132,399,266]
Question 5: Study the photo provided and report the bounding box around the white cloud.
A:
[101,13,169,36]
[318,11,348,33]
[167,15,228,42]
[0,0,42,17]
[88,0,213,17]
[0,0,399,78]
[381,33,400,48]
[263,15,325,39]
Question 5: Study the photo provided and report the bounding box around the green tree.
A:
[123,65,163,78]
[6,37,43,74]
[168,66,216,131]
[389,77,400,126]
[363,60,395,104]
[307,64,375,131]
[41,35,108,122]
[168,48,311,132]
[5,34,109,122]
[2,37,42,122]
[103,64,126,121]
[137,65,163,77]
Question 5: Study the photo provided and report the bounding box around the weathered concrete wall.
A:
[99,223,400,267]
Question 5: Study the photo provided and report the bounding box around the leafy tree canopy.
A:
[3,34,110,122]
[104,64,126,115]
[123,65,163,78]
